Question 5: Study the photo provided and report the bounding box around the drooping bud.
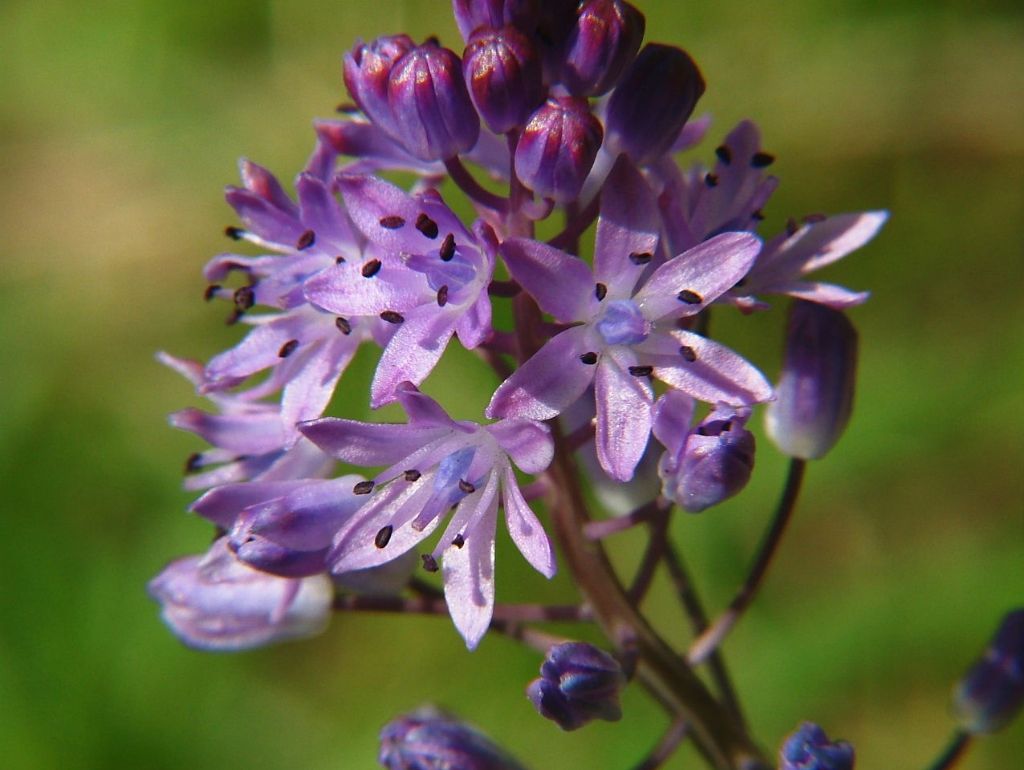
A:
[463,26,544,134]
[952,608,1024,734]
[765,301,858,460]
[387,41,481,161]
[778,722,855,770]
[379,707,528,770]
[343,35,416,132]
[605,43,705,164]
[560,0,645,96]
[655,400,756,513]
[526,642,626,731]
[147,538,332,651]
[515,96,603,202]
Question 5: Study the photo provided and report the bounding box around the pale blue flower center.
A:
[596,299,648,346]
[434,446,476,493]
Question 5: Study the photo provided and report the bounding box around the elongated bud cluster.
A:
[765,301,858,460]
[527,642,626,731]
[344,35,416,128]
[515,96,604,201]
[561,0,645,96]
[778,722,855,770]
[379,707,528,770]
[952,608,1024,734]
[463,25,544,133]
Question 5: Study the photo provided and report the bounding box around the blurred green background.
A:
[1,0,1021,768]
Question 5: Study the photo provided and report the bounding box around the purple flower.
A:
[487,157,772,481]
[527,642,626,730]
[299,383,556,649]
[779,722,854,770]
[380,707,528,770]
[953,608,1024,734]
[303,175,496,407]
[148,538,333,651]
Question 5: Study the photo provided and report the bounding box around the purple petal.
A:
[190,481,309,529]
[501,466,556,579]
[203,314,311,387]
[455,286,493,349]
[395,382,457,428]
[171,408,287,455]
[594,156,661,295]
[486,419,554,474]
[339,175,449,253]
[280,336,357,434]
[501,238,597,323]
[370,308,458,407]
[246,476,366,550]
[238,158,297,216]
[225,187,305,247]
[775,211,888,277]
[303,256,429,316]
[299,417,449,466]
[486,325,598,420]
[295,173,358,255]
[594,348,653,481]
[771,280,870,310]
[651,390,696,458]
[312,118,442,175]
[633,232,761,320]
[670,113,712,152]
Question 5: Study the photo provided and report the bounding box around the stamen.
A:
[335,102,359,114]
[628,365,653,377]
[335,255,346,265]
[380,310,405,324]
[415,213,439,238]
[233,286,255,311]
[361,259,382,278]
[803,212,827,224]
[420,554,439,572]
[452,534,465,548]
[715,145,732,164]
[436,285,449,307]
[751,151,775,168]
[203,284,221,301]
[751,209,765,221]
[439,233,456,261]
[379,215,405,229]
[786,217,800,236]
[296,229,316,250]
[594,282,607,301]
[374,525,393,548]
[629,251,653,265]
[579,352,598,365]
[677,289,703,305]
[224,226,244,240]
[458,479,476,494]
[335,316,352,335]
[679,345,697,362]
[353,480,375,495]
[705,173,719,188]
[278,339,299,358]
[404,469,421,482]
[184,452,203,473]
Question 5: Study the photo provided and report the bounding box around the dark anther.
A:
[225,309,243,326]
[421,553,439,572]
[579,352,598,365]
[335,255,346,265]
[404,469,422,482]
[278,339,299,358]
[704,173,719,188]
[361,259,382,278]
[296,229,316,250]
[628,365,653,377]
[452,534,465,549]
[677,289,703,305]
[233,286,255,310]
[594,282,608,301]
[751,151,775,168]
[374,525,393,548]
[679,345,697,362]
[185,452,203,473]
[224,225,244,240]
[415,213,439,239]
[458,479,476,494]
[436,285,449,307]
[803,212,827,224]
[751,209,765,221]
[439,233,456,261]
[335,102,359,114]
[629,252,653,265]
[353,480,375,495]
[715,145,732,165]
[786,217,800,236]
[380,310,405,324]
[721,421,732,431]
[379,215,405,229]
[203,284,221,301]
[335,316,352,335]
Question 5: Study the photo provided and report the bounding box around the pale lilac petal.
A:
[486,420,554,474]
[501,466,556,579]
[371,308,458,407]
[486,325,598,420]
[203,254,280,284]
[280,336,357,434]
[455,287,493,349]
[794,211,888,275]
[295,173,358,255]
[651,390,696,458]
[594,156,661,296]
[157,352,204,388]
[501,238,597,323]
[247,475,365,550]
[303,258,429,316]
[339,175,450,253]
[643,330,773,406]
[594,347,653,481]
[225,187,305,246]
[312,118,442,175]
[171,408,288,455]
[203,314,311,387]
[238,158,298,216]
[670,113,712,152]
[299,418,448,465]
[395,382,457,428]
[633,232,761,320]
[190,481,309,529]
[770,280,870,310]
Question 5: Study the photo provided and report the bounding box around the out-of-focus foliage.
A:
[0,1,1021,768]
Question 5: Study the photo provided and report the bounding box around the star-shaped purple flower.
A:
[299,383,556,649]
[486,157,772,481]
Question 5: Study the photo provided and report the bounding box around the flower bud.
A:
[514,96,603,202]
[952,608,1024,734]
[452,0,537,41]
[658,405,755,513]
[605,43,705,164]
[765,301,858,460]
[463,26,544,134]
[779,722,855,770]
[147,538,332,651]
[387,42,481,161]
[561,0,645,96]
[380,707,527,770]
[526,642,626,731]
[344,35,416,131]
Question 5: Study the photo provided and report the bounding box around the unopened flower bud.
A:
[605,43,705,164]
[779,722,855,770]
[379,707,527,770]
[526,642,626,731]
[515,96,603,202]
[387,42,481,161]
[463,26,544,134]
[452,0,536,41]
[148,538,332,651]
[952,608,1024,734]
[561,0,645,96]
[765,301,858,460]
[344,35,416,131]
